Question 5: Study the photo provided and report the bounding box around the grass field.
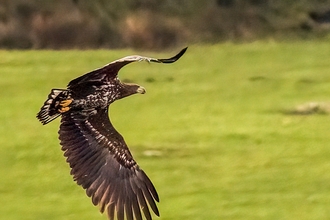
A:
[1,41,330,220]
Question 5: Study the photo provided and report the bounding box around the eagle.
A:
[36,47,187,220]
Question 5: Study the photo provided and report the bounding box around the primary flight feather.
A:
[36,47,187,220]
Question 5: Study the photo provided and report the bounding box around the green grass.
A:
[1,41,330,220]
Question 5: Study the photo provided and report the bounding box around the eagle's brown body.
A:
[36,48,187,220]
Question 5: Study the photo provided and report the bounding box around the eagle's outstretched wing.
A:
[68,47,187,88]
[37,47,188,220]
[60,108,159,220]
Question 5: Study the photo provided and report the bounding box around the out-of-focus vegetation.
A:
[1,0,330,49]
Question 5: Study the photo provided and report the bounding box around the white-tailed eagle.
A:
[36,48,187,220]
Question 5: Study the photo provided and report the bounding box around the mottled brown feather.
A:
[59,110,159,220]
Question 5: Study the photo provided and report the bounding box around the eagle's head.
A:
[117,81,146,100]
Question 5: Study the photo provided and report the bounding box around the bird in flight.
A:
[36,47,187,220]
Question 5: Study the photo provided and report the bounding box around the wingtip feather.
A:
[153,47,188,64]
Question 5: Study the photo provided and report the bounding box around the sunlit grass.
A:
[1,41,330,219]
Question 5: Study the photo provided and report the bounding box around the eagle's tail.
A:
[37,89,71,125]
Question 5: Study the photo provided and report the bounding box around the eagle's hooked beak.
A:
[137,86,146,94]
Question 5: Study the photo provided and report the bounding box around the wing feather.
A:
[91,179,106,205]
[59,110,159,220]
[100,185,111,213]
[131,190,143,220]
[125,199,134,220]
[136,188,152,220]
[117,193,125,220]
[108,203,115,220]
[68,47,187,88]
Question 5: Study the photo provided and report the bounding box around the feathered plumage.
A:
[36,47,187,220]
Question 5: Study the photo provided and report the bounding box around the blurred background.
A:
[2,1,330,220]
[1,0,330,50]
